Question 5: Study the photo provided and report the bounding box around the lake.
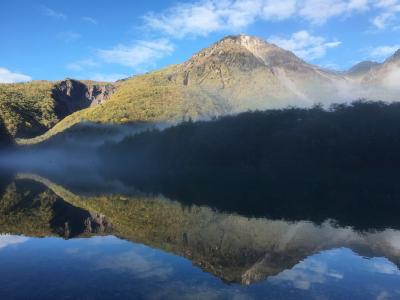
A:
[0,169,400,299]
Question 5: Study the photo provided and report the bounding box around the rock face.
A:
[172,34,350,111]
[52,79,115,119]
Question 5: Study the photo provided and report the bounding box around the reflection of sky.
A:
[0,237,399,300]
[270,256,343,290]
[267,248,400,299]
[0,234,29,249]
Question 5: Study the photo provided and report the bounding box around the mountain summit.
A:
[168,34,348,113]
[183,34,305,71]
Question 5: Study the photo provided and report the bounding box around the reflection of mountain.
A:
[1,173,400,285]
[0,179,112,238]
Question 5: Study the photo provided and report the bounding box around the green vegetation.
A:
[0,81,58,138]
[0,79,116,144]
[17,66,229,145]
[0,178,105,238]
[101,101,400,173]
[0,180,62,236]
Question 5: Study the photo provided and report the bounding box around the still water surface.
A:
[0,171,400,299]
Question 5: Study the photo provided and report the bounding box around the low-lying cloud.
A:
[0,67,31,83]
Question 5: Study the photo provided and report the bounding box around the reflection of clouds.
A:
[370,258,400,275]
[269,256,343,290]
[96,249,173,280]
[87,235,125,245]
[65,247,80,254]
[373,230,400,251]
[0,234,29,249]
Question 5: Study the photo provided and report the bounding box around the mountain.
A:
[346,60,381,77]
[360,49,400,94]
[4,34,400,145]
[0,79,115,139]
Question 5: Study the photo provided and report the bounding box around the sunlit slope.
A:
[0,79,116,144]
[17,66,229,144]
[0,81,58,138]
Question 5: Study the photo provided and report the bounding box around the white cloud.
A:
[0,235,29,249]
[143,1,232,38]
[82,16,98,25]
[369,44,400,58]
[299,0,369,24]
[42,6,67,20]
[89,73,128,82]
[0,67,32,83]
[372,12,394,28]
[262,0,297,20]
[67,59,99,71]
[269,30,341,60]
[371,0,400,29]
[370,258,400,274]
[270,257,343,290]
[97,249,173,279]
[143,0,370,38]
[97,39,174,68]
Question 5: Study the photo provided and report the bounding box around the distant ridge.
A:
[347,61,381,76]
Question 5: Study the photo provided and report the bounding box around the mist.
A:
[0,121,170,181]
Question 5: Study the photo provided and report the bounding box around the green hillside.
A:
[0,81,58,138]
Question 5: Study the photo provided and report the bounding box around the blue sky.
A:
[1,0,400,82]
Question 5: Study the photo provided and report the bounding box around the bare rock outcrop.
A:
[52,79,115,119]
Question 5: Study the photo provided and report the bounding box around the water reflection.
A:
[1,235,400,300]
[0,173,400,294]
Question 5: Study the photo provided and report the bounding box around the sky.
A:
[1,0,400,83]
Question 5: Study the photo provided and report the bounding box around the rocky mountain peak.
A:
[183,34,306,74]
